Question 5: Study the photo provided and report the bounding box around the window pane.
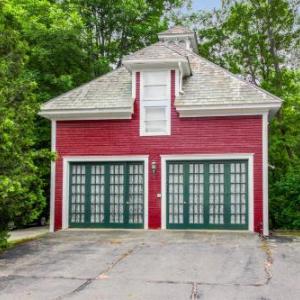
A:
[143,71,167,85]
[145,107,166,121]
[144,107,167,133]
[144,86,167,100]
[145,121,167,133]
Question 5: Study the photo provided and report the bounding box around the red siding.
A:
[54,70,263,232]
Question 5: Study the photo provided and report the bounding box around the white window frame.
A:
[140,70,171,136]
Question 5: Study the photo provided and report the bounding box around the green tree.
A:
[70,0,187,72]
[0,0,51,249]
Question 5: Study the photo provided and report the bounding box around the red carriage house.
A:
[40,26,282,235]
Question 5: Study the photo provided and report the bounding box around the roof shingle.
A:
[41,67,132,111]
[40,40,281,114]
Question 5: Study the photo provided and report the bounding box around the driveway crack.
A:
[55,243,141,299]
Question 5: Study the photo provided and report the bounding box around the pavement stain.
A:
[190,282,200,300]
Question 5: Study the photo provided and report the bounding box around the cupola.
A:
[158,25,198,53]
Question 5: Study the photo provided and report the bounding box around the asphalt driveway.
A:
[0,230,299,300]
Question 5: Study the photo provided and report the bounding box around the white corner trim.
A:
[62,155,149,230]
[160,153,254,232]
[262,113,269,236]
[132,71,136,99]
[49,120,56,232]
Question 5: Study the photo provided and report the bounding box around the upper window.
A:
[140,71,170,136]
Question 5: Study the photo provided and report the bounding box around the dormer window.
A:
[140,71,171,136]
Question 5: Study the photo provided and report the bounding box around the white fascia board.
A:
[176,103,282,118]
[39,109,133,121]
[123,59,191,76]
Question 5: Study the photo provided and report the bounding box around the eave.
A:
[123,58,192,77]
[38,107,133,121]
[175,102,282,119]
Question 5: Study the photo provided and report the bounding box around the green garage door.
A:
[167,160,248,229]
[69,162,144,228]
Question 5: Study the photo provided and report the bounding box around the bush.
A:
[269,164,300,229]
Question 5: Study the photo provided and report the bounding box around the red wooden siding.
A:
[54,70,263,232]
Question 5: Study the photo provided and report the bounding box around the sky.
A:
[191,0,221,10]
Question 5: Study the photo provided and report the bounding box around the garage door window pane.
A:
[110,165,124,224]
[208,164,225,225]
[230,162,247,225]
[70,165,86,223]
[168,163,184,224]
[128,164,144,224]
[189,163,204,224]
[90,165,105,224]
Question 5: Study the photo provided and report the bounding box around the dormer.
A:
[122,26,194,136]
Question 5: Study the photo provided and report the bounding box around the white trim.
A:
[49,120,56,232]
[132,71,136,99]
[176,103,282,118]
[39,109,133,121]
[139,70,171,136]
[62,155,149,230]
[123,59,191,77]
[262,113,269,236]
[160,154,254,232]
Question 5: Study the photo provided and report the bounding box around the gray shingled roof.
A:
[40,38,281,115]
[158,25,194,36]
[165,43,282,106]
[123,42,185,61]
[41,67,132,111]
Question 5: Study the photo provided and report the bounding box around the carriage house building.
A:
[40,26,282,235]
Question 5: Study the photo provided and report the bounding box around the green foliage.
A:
[69,0,187,70]
[0,0,52,249]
